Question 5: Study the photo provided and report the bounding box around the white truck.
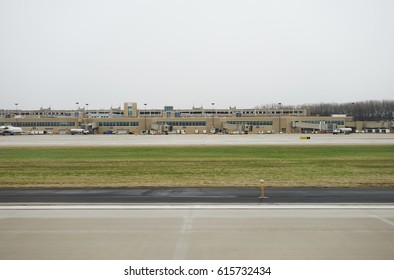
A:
[333,128,352,135]
[70,128,90,135]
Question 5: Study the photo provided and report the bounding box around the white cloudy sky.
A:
[1,0,393,110]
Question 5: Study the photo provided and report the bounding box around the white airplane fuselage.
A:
[0,125,23,135]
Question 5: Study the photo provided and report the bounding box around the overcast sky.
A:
[1,0,393,110]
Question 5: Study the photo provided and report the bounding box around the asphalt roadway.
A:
[1,187,394,203]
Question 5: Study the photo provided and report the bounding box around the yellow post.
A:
[259,179,265,199]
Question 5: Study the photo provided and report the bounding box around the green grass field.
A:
[0,145,393,188]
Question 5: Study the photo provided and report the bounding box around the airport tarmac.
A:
[1,188,394,260]
[1,133,394,147]
[0,205,393,260]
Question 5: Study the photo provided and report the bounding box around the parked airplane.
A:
[0,125,23,135]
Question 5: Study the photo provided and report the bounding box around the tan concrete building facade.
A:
[1,102,391,135]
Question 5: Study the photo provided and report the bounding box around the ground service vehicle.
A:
[70,128,89,135]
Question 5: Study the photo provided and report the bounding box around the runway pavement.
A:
[1,188,394,260]
[0,204,393,260]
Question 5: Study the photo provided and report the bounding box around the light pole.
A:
[211,102,215,133]
[14,103,19,124]
[350,102,355,129]
[278,103,282,133]
[75,102,79,118]
[85,103,89,131]
[278,102,283,133]
[75,102,80,130]
[144,103,147,134]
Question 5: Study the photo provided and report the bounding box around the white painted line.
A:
[371,214,394,228]
[173,209,193,259]
[1,203,394,210]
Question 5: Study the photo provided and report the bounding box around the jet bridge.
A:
[222,122,252,134]
[292,121,337,133]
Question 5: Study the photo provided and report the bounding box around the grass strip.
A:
[0,145,393,188]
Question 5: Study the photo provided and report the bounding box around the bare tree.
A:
[301,100,394,121]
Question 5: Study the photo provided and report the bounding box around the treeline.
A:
[301,100,394,121]
[255,100,394,121]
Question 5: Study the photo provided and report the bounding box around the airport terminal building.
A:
[0,102,392,135]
